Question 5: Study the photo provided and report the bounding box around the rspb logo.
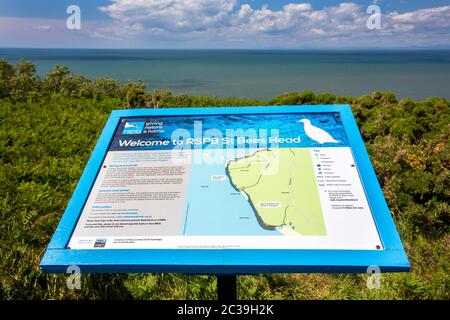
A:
[122,121,145,135]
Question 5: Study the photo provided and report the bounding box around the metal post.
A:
[217,275,237,301]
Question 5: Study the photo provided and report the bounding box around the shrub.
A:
[94,77,122,99]
[0,59,15,98]
[123,81,147,108]
[298,90,315,104]
[316,92,336,104]
[43,65,70,93]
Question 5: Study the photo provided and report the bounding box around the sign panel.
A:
[41,105,410,274]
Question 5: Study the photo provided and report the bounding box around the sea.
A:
[1,48,449,101]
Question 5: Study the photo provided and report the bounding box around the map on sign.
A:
[227,148,326,236]
[68,112,382,251]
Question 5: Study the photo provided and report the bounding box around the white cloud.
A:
[32,25,52,32]
[93,1,450,47]
[99,0,237,32]
[388,6,450,32]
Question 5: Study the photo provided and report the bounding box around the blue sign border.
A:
[40,105,410,274]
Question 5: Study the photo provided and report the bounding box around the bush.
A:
[122,81,147,108]
[0,59,15,98]
[298,90,315,104]
[94,77,121,99]
[316,93,337,104]
[269,92,302,105]
[44,65,70,93]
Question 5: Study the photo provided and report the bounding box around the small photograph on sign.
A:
[93,238,107,248]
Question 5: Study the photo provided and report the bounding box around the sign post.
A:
[217,275,237,301]
[41,105,409,296]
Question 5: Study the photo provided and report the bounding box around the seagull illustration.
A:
[298,119,339,144]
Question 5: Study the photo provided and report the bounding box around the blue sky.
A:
[0,0,449,48]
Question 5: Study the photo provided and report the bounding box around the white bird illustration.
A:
[298,119,339,144]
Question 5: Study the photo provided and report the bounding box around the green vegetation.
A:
[0,60,448,300]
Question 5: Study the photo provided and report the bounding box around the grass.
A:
[0,91,448,300]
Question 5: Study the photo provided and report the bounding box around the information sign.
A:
[41,105,410,274]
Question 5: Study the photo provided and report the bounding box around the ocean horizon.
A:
[1,48,449,101]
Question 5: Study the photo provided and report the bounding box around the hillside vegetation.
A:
[0,60,448,299]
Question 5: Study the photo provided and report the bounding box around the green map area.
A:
[226,149,326,236]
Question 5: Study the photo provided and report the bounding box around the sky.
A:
[0,0,449,49]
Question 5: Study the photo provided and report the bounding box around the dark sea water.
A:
[1,48,449,100]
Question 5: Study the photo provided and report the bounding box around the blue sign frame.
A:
[40,105,410,274]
